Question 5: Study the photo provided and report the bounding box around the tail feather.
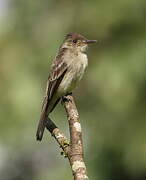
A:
[36,110,47,141]
[36,98,60,141]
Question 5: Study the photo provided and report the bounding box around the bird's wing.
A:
[36,48,68,141]
[42,48,68,112]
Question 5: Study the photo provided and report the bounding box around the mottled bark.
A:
[45,95,89,180]
[45,118,69,156]
[63,95,89,180]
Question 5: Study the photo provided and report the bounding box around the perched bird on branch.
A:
[36,33,97,141]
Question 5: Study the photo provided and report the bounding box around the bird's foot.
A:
[62,93,73,103]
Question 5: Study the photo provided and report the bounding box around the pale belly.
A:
[58,68,83,95]
[57,57,88,96]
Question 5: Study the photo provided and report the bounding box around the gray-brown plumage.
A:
[36,33,96,141]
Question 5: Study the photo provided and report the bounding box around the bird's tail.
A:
[36,96,61,141]
[36,109,47,141]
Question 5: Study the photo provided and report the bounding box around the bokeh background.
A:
[0,0,146,180]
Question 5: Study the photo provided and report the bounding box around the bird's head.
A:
[62,33,97,53]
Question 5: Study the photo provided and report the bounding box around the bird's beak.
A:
[86,40,97,44]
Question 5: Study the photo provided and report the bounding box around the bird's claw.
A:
[62,93,72,103]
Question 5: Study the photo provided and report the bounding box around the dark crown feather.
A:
[65,33,87,41]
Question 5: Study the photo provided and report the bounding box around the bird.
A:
[36,33,97,141]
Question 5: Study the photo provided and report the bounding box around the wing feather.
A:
[42,47,68,111]
[36,48,68,141]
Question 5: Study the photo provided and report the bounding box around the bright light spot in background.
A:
[0,0,9,22]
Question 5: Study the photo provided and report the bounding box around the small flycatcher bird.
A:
[36,33,97,141]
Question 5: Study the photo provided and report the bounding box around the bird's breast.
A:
[58,52,88,95]
[73,53,88,80]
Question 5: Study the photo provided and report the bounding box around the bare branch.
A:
[45,118,70,156]
[45,95,89,180]
[63,95,89,180]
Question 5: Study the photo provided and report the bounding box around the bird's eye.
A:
[73,39,77,43]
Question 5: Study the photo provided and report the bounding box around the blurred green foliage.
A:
[0,0,146,179]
